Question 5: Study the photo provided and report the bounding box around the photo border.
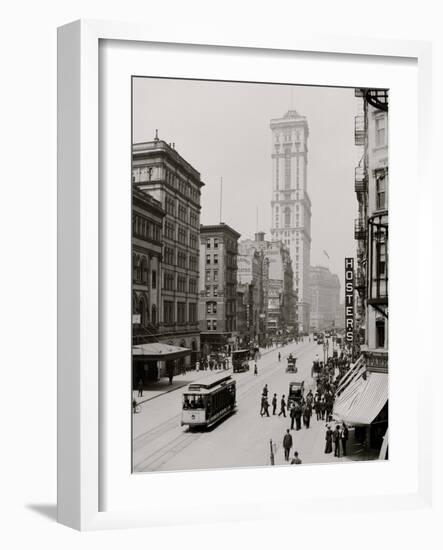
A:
[57,19,433,530]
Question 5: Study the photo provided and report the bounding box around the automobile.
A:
[231,349,250,373]
[288,380,305,406]
[285,355,298,373]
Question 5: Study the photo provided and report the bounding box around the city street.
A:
[133,339,349,472]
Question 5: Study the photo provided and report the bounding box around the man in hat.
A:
[278,394,287,417]
[272,393,278,415]
[282,429,293,462]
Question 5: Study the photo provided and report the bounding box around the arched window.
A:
[133,254,141,282]
[138,299,145,325]
[151,304,157,324]
[140,256,148,284]
[138,297,149,326]
[284,207,291,227]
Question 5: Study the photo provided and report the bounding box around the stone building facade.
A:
[132,135,203,368]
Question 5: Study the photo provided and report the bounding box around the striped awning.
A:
[333,371,388,426]
[335,355,364,396]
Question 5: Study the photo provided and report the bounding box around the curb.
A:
[134,367,233,405]
[133,343,305,406]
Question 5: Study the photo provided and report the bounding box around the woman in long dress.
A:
[325,425,333,454]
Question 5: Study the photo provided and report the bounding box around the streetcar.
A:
[232,349,250,373]
[181,373,236,428]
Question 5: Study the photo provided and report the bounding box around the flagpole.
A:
[219,177,223,223]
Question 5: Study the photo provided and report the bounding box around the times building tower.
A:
[270,110,312,333]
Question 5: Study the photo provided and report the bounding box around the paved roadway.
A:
[132,339,347,472]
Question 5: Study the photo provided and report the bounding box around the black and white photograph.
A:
[131,77,389,473]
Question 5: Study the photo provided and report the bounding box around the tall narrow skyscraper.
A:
[270,110,312,333]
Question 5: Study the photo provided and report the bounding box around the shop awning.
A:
[132,342,190,361]
[333,371,388,426]
[335,355,364,396]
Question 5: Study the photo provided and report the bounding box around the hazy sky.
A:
[133,77,362,292]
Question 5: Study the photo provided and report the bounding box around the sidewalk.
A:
[133,343,282,405]
[133,367,232,405]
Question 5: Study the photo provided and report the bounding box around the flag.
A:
[323,250,330,260]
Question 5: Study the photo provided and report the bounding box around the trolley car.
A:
[181,373,236,428]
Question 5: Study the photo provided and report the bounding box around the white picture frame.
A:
[57,19,433,531]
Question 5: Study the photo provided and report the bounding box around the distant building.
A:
[237,232,270,345]
[199,223,240,354]
[309,266,341,332]
[235,283,251,346]
[239,233,295,337]
[269,110,312,333]
[334,303,345,330]
[132,135,203,373]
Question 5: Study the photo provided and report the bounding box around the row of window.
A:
[205,269,219,283]
[163,247,198,270]
[274,130,302,144]
[177,225,187,245]
[164,301,198,324]
[206,319,218,331]
[206,237,237,253]
[133,215,161,242]
[206,238,219,249]
[163,270,198,293]
[205,285,219,297]
[164,170,200,203]
[133,257,157,288]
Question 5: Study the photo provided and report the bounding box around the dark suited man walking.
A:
[272,393,277,415]
[283,429,293,461]
[290,403,296,430]
[278,395,287,417]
